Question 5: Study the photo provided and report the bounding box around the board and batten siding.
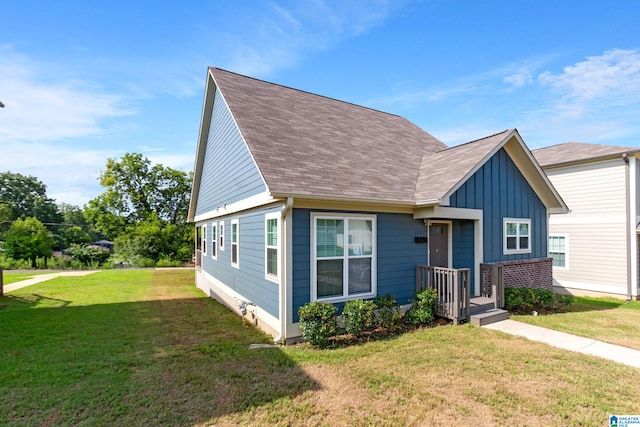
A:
[546,159,628,293]
[195,86,267,217]
[291,209,427,322]
[200,205,281,319]
[449,148,548,262]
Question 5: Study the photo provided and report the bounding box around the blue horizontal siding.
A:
[200,205,282,319]
[449,148,547,262]
[195,86,267,216]
[292,209,427,321]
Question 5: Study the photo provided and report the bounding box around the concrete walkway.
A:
[3,271,99,293]
[484,319,640,369]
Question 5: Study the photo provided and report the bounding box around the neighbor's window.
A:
[265,213,279,281]
[549,235,567,268]
[211,222,217,259]
[504,218,531,254]
[231,219,239,268]
[312,213,376,302]
[202,223,207,256]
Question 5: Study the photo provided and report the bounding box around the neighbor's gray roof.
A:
[532,142,640,168]
[211,68,447,203]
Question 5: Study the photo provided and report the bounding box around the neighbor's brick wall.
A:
[499,257,553,290]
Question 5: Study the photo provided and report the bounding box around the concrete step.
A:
[470,309,509,326]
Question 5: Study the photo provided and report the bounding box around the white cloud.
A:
[0,46,134,142]
[504,69,534,88]
[223,0,401,77]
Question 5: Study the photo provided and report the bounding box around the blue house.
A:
[188,68,568,342]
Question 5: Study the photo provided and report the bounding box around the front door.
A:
[429,223,449,268]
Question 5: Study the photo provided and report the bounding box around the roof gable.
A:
[209,68,446,203]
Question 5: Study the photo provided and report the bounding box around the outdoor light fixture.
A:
[0,101,4,108]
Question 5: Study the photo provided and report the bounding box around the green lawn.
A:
[1,270,639,426]
[512,296,640,350]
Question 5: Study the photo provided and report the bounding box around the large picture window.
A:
[312,213,376,302]
[231,219,239,268]
[504,218,531,255]
[549,235,567,268]
[265,213,279,281]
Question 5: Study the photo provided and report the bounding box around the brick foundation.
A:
[498,257,553,291]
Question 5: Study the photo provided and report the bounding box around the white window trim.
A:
[549,233,569,270]
[211,222,218,260]
[310,212,377,303]
[503,217,532,255]
[231,219,239,269]
[265,213,280,283]
[201,224,207,256]
[219,221,225,251]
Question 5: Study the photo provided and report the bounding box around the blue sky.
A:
[1,0,639,206]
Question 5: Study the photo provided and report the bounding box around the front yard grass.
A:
[1,269,639,426]
[511,296,640,351]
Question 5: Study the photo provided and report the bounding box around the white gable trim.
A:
[194,192,280,222]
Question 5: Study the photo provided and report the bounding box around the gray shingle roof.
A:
[532,142,640,167]
[414,130,513,203]
[211,68,447,203]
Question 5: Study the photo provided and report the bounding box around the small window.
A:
[504,218,531,255]
[211,223,217,259]
[201,224,207,256]
[231,219,239,268]
[549,235,567,268]
[219,222,225,251]
[265,213,279,281]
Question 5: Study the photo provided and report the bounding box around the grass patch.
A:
[1,270,639,426]
[512,296,640,350]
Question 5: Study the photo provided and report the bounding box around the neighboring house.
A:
[188,68,568,341]
[533,143,640,300]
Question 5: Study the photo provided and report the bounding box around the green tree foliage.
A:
[86,153,193,264]
[69,244,111,267]
[0,172,61,225]
[4,217,54,268]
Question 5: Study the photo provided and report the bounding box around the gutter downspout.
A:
[274,197,294,344]
[624,153,632,302]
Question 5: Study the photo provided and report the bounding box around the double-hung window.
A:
[549,235,567,268]
[231,219,239,268]
[504,218,531,254]
[265,213,279,281]
[211,223,217,259]
[312,213,376,302]
[219,222,225,251]
[201,224,207,256]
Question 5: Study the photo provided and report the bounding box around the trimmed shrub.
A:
[505,287,575,313]
[298,301,337,348]
[375,294,402,330]
[342,299,377,336]
[405,288,438,326]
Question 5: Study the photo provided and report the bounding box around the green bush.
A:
[405,288,438,326]
[504,287,575,313]
[375,295,402,330]
[342,299,377,336]
[298,301,337,348]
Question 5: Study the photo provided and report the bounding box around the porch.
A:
[416,264,507,325]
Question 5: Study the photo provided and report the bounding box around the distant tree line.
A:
[0,153,193,269]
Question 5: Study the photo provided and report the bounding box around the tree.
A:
[96,153,191,224]
[0,172,61,225]
[4,217,54,268]
[86,153,193,264]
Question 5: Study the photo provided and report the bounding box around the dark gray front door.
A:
[429,223,448,268]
